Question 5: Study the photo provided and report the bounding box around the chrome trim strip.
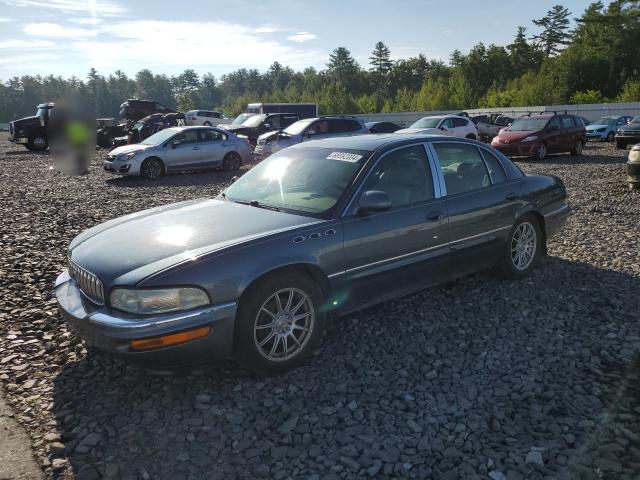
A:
[89,301,237,329]
[543,204,571,218]
[450,225,511,246]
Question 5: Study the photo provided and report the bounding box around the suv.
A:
[615,115,640,149]
[8,102,54,151]
[395,115,478,139]
[253,116,369,160]
[222,113,301,146]
[491,113,586,160]
[185,110,232,127]
[119,99,177,121]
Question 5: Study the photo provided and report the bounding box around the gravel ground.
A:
[0,134,639,480]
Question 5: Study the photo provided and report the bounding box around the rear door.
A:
[451,117,471,138]
[339,144,450,309]
[438,118,455,136]
[430,141,519,276]
[560,115,577,150]
[545,116,563,152]
[197,129,227,167]
[162,129,201,170]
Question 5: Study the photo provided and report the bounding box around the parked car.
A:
[586,116,633,142]
[471,114,513,142]
[615,115,640,149]
[57,134,570,374]
[491,113,586,160]
[119,99,177,122]
[626,143,640,190]
[366,121,402,134]
[96,118,130,149]
[222,113,301,146]
[222,113,256,129]
[185,110,232,127]
[247,102,318,118]
[253,116,369,161]
[8,102,53,151]
[103,126,252,178]
[395,115,478,139]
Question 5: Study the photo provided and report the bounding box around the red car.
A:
[491,113,586,160]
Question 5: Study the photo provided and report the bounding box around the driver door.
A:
[438,118,455,136]
[163,130,201,171]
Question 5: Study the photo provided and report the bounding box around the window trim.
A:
[341,142,442,217]
[477,146,508,185]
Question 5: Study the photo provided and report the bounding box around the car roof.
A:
[289,133,479,152]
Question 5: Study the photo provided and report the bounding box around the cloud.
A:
[68,17,103,25]
[0,17,10,22]
[23,22,97,38]
[0,39,56,49]
[288,32,316,42]
[254,27,277,34]
[1,0,124,15]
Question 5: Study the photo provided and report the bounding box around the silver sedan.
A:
[103,126,253,179]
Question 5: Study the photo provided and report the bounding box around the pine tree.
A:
[369,42,393,75]
[532,5,572,56]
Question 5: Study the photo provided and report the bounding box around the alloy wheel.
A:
[536,143,546,160]
[253,288,315,362]
[574,140,583,155]
[511,222,537,271]
[143,159,162,179]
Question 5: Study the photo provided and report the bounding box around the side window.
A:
[212,112,222,119]
[452,118,468,128]
[176,130,199,144]
[561,116,574,128]
[307,120,329,135]
[479,149,508,184]
[267,115,281,129]
[361,145,434,208]
[281,115,299,128]
[434,143,491,195]
[548,117,561,129]
[199,129,226,142]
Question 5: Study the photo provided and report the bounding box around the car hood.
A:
[108,144,153,156]
[618,123,640,132]
[69,198,320,287]
[10,115,42,128]
[395,128,440,135]
[586,124,612,131]
[496,129,541,142]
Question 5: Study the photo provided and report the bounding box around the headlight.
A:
[118,152,138,161]
[110,287,210,315]
[522,136,539,142]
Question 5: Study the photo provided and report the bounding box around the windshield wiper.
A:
[233,199,280,212]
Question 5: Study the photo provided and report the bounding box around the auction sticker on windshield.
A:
[326,152,363,162]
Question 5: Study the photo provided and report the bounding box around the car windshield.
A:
[240,114,267,128]
[141,128,179,145]
[283,118,314,136]
[410,117,441,129]
[223,147,370,215]
[232,113,254,125]
[593,117,617,126]
[508,118,549,131]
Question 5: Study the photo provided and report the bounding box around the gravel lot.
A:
[0,133,639,480]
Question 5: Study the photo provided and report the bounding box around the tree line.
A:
[0,1,638,123]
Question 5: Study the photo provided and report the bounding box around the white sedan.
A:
[396,115,478,139]
[103,127,252,179]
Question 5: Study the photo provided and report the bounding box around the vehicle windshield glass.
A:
[508,118,549,131]
[141,128,178,145]
[410,117,441,129]
[593,117,617,126]
[240,114,266,127]
[283,118,314,135]
[232,113,254,125]
[223,147,370,215]
[630,116,640,124]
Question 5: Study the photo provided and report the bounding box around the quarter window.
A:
[361,145,434,208]
[479,149,507,184]
[434,143,491,195]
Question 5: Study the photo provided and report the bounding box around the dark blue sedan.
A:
[56,134,570,374]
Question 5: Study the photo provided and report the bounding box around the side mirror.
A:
[439,125,448,131]
[358,190,391,214]
[170,139,181,149]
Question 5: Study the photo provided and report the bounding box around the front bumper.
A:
[9,137,29,145]
[492,141,538,157]
[55,271,237,369]
[615,132,640,144]
[103,160,132,175]
[586,131,607,140]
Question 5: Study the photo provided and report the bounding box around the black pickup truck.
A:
[222,113,300,145]
[8,103,53,151]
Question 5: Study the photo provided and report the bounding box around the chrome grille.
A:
[68,258,105,305]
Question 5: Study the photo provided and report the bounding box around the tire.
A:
[234,271,326,375]
[571,139,584,155]
[140,157,164,179]
[203,121,212,126]
[533,143,547,160]
[27,136,48,151]
[465,134,477,140]
[606,131,615,142]
[616,139,627,150]
[223,152,242,171]
[495,214,543,279]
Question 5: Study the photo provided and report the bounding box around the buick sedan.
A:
[56,135,570,374]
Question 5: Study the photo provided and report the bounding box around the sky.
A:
[0,0,592,80]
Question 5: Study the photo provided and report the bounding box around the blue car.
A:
[586,116,633,142]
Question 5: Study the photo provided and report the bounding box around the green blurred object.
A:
[66,120,91,146]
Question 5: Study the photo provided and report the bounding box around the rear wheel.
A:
[223,151,242,171]
[234,271,326,375]
[141,157,164,179]
[533,143,547,160]
[495,214,543,279]
[27,136,48,151]
[571,139,584,155]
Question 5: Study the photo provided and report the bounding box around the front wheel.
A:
[203,121,212,126]
[223,152,242,171]
[27,136,48,151]
[533,143,547,160]
[606,131,615,142]
[571,139,584,155]
[140,157,164,179]
[495,215,543,279]
[234,272,326,375]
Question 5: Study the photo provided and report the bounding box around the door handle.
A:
[505,193,518,201]
[426,211,444,221]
